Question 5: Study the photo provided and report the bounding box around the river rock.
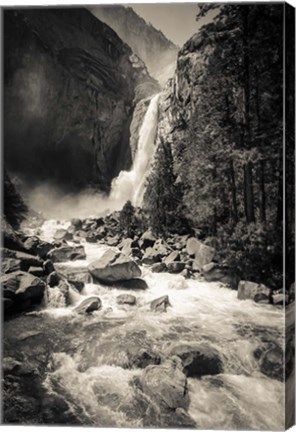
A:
[151,262,167,273]
[85,232,97,243]
[150,295,171,312]
[48,245,86,263]
[88,249,141,283]
[2,257,22,274]
[202,262,239,288]
[138,358,189,410]
[2,218,26,252]
[28,266,44,277]
[127,346,161,369]
[168,342,223,377]
[47,271,61,287]
[43,259,55,275]
[74,296,102,314]
[56,265,92,284]
[139,230,156,249]
[141,247,162,265]
[259,346,283,381]
[54,228,73,241]
[237,280,271,301]
[1,271,46,312]
[165,250,180,264]
[272,293,289,306]
[23,236,40,255]
[186,237,215,269]
[116,294,137,305]
[114,278,148,290]
[71,218,82,230]
[254,293,270,304]
[167,262,185,274]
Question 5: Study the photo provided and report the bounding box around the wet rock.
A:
[43,259,55,275]
[202,262,239,288]
[36,241,54,259]
[168,342,223,377]
[56,265,92,284]
[139,230,156,249]
[160,408,196,428]
[186,237,215,269]
[167,262,185,274]
[1,271,46,310]
[88,249,141,283]
[47,271,61,287]
[28,266,44,278]
[127,346,161,369]
[54,228,73,241]
[150,295,171,312]
[106,236,120,247]
[116,294,137,305]
[259,346,283,381]
[71,218,82,230]
[272,293,289,306]
[74,296,102,314]
[2,257,22,274]
[114,278,148,290]
[165,250,180,264]
[48,245,86,263]
[254,293,270,304]
[2,249,43,272]
[23,236,40,255]
[138,358,189,410]
[85,232,97,243]
[151,262,167,273]
[238,280,271,302]
[141,247,162,265]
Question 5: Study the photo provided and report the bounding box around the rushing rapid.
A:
[7,219,284,430]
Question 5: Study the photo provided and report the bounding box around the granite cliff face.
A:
[90,5,178,86]
[4,8,159,192]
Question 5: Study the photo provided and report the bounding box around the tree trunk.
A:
[229,159,238,223]
[244,161,255,223]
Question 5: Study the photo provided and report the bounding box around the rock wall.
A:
[4,8,159,192]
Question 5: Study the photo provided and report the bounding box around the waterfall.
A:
[110,93,160,208]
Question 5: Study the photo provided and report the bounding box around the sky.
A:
[130,3,218,46]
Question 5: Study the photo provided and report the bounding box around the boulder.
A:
[150,295,171,312]
[54,229,72,241]
[47,271,61,287]
[168,342,223,377]
[74,296,102,314]
[28,266,44,277]
[186,237,215,269]
[85,232,97,243]
[2,257,22,274]
[2,219,26,252]
[56,265,92,284]
[139,230,156,249]
[164,250,180,264]
[116,294,137,305]
[71,218,82,230]
[88,249,141,283]
[141,247,162,265]
[126,346,160,369]
[254,293,270,304]
[43,259,55,275]
[48,245,86,263]
[167,262,185,274]
[114,278,148,290]
[272,293,289,306]
[151,262,167,273]
[2,249,43,272]
[153,239,170,257]
[36,241,54,259]
[1,271,46,311]
[106,236,119,247]
[138,359,189,410]
[202,262,239,288]
[23,236,40,255]
[237,280,271,301]
[259,346,283,381]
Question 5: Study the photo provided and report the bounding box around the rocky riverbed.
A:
[1,214,295,428]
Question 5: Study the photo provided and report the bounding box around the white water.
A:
[34,220,285,429]
[110,93,160,208]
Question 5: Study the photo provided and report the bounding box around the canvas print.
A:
[1,2,295,430]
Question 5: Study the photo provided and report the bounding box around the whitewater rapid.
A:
[27,219,286,430]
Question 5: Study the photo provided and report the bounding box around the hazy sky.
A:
[130,3,217,46]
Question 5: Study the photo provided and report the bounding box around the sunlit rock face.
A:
[4,8,159,192]
[90,5,178,86]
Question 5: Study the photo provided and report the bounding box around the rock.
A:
[85,232,97,243]
[56,265,92,284]
[28,266,44,277]
[43,259,55,275]
[153,239,170,256]
[88,249,141,283]
[141,247,162,265]
[186,237,215,269]
[1,271,46,310]
[139,230,156,249]
[2,257,22,274]
[23,236,40,255]
[127,346,160,369]
[202,262,239,288]
[254,293,270,304]
[168,342,223,377]
[164,250,180,264]
[272,293,289,306]
[116,294,137,305]
[237,280,271,301]
[167,262,185,274]
[71,218,82,230]
[74,297,101,314]
[2,218,26,252]
[138,359,189,410]
[115,278,148,290]
[119,238,139,256]
[151,262,167,273]
[3,356,22,374]
[2,249,43,272]
[47,271,61,287]
[36,241,54,259]
[150,295,171,312]
[48,245,86,263]
[259,346,283,381]
[160,408,196,428]
[75,230,88,239]
[54,228,73,241]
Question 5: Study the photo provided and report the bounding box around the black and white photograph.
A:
[1,1,295,430]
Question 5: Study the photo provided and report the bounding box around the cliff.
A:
[4,8,159,192]
[90,5,178,86]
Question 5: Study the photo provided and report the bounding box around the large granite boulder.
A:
[168,342,223,377]
[139,230,157,249]
[186,237,215,270]
[150,295,171,312]
[202,262,239,288]
[2,271,46,312]
[141,247,162,265]
[88,249,141,283]
[138,359,189,410]
[47,245,86,263]
[74,296,102,314]
[237,280,271,302]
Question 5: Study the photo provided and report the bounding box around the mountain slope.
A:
[4,8,159,192]
[89,5,178,86]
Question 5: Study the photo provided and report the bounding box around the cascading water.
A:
[110,93,160,208]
